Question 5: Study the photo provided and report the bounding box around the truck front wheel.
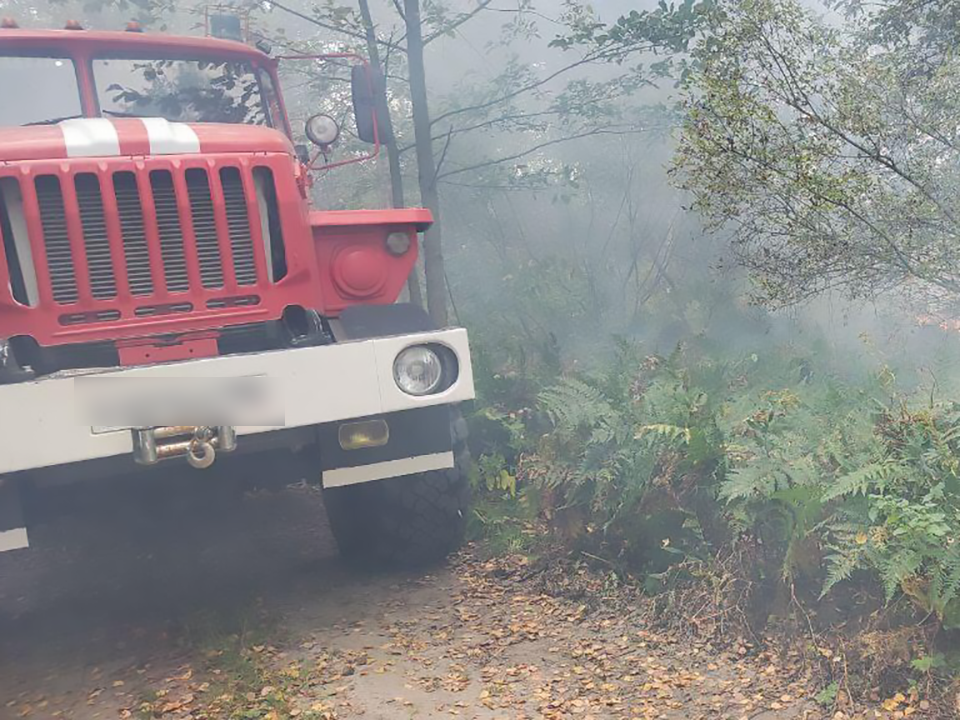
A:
[322,412,469,567]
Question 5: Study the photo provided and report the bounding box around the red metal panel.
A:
[0,29,273,66]
[312,216,420,314]
[117,335,219,365]
[311,208,433,232]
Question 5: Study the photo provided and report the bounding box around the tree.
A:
[673,0,960,311]
[356,0,423,307]
[403,0,447,324]
[269,0,700,325]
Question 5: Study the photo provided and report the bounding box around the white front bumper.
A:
[0,328,474,474]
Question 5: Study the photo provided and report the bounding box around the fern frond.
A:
[822,546,864,597]
[539,378,614,431]
[932,547,960,615]
[635,423,691,445]
[821,461,896,502]
[720,461,782,500]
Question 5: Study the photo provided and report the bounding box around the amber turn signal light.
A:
[338,419,390,450]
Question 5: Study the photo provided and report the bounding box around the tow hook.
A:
[132,426,237,468]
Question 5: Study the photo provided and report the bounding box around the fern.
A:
[720,460,783,500]
[931,546,960,615]
[636,423,692,445]
[538,377,613,432]
[821,461,897,502]
[879,549,924,602]
[822,547,865,597]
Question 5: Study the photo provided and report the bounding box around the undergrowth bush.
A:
[475,337,960,635]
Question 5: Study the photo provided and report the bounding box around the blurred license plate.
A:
[75,375,284,430]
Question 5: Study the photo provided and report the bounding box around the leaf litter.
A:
[8,546,942,719]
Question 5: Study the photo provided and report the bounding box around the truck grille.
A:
[222,167,258,286]
[35,176,78,305]
[75,174,117,300]
[27,164,272,309]
[149,170,191,294]
[114,172,153,296]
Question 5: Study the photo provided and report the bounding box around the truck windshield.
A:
[93,58,275,126]
[0,56,82,126]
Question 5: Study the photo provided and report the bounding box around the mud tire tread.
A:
[323,408,470,568]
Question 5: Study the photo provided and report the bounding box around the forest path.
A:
[0,486,823,720]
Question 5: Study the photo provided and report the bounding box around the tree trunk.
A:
[357,0,423,307]
[403,0,448,326]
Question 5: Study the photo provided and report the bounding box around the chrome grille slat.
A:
[220,168,257,286]
[75,174,117,300]
[149,170,190,293]
[35,176,78,304]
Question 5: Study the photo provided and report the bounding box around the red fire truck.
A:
[0,21,474,566]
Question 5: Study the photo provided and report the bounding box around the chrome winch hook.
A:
[186,426,216,469]
[187,438,216,469]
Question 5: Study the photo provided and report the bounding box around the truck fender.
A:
[330,303,434,341]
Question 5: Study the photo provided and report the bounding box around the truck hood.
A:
[0,118,294,162]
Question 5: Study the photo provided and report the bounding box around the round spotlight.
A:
[393,346,443,396]
[305,114,340,147]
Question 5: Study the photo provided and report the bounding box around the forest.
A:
[6,0,960,716]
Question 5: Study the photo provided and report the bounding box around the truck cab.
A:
[0,24,474,566]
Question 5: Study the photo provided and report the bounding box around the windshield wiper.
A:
[103,109,150,119]
[23,114,84,127]
[22,110,150,127]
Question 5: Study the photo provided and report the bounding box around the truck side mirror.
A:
[351,64,377,145]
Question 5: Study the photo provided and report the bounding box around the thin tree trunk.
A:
[403,0,448,326]
[357,0,423,307]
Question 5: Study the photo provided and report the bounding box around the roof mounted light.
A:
[1,17,19,28]
[209,13,243,41]
[64,19,84,30]
[125,20,143,32]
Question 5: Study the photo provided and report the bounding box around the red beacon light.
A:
[125,21,143,32]
[64,19,84,30]
[1,17,19,28]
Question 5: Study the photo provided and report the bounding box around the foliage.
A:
[493,335,960,632]
[519,343,725,570]
[820,404,960,625]
[815,681,839,708]
[674,0,960,312]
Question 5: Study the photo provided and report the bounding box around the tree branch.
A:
[437,126,647,179]
[398,109,558,153]
[429,43,649,128]
[269,0,405,52]
[433,127,455,182]
[424,0,495,45]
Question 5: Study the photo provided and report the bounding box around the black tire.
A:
[323,409,470,567]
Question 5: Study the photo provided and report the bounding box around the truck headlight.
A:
[394,346,443,396]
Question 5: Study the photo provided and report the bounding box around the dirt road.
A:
[0,485,824,720]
